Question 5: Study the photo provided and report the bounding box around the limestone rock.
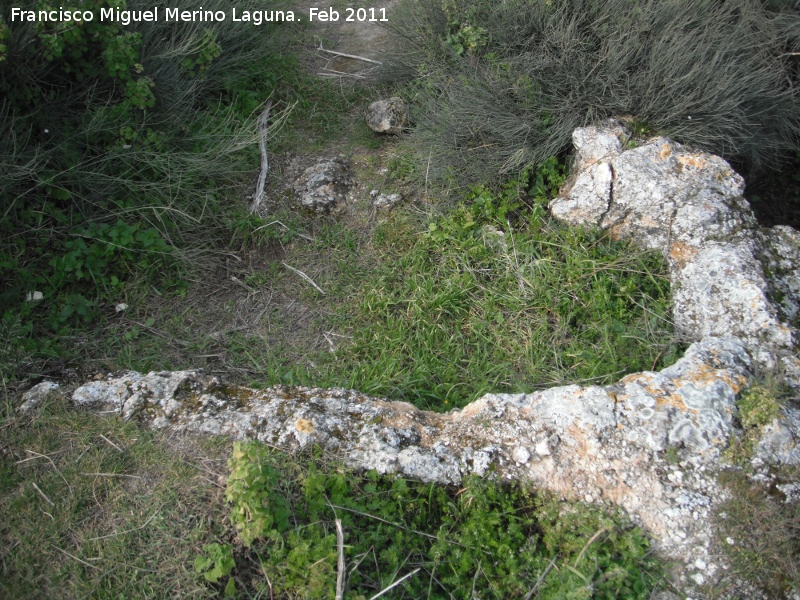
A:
[292,158,352,214]
[550,121,798,375]
[68,336,755,589]
[366,97,408,134]
[18,381,59,413]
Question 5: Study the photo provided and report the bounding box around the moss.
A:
[725,383,781,466]
[737,384,779,430]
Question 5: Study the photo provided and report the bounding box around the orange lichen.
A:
[677,154,708,170]
[659,144,672,161]
[295,418,314,433]
[669,241,699,268]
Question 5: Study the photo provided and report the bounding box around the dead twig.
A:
[85,507,162,541]
[523,555,557,600]
[317,44,382,65]
[251,99,273,213]
[282,262,326,295]
[99,434,123,453]
[32,482,54,506]
[368,568,420,600]
[20,449,72,494]
[81,472,142,479]
[574,527,608,567]
[53,545,101,571]
[335,519,345,600]
[253,220,314,242]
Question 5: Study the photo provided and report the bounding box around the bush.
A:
[0,0,287,341]
[388,0,800,184]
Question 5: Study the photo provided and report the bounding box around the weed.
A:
[213,440,664,599]
[0,394,230,599]
[725,383,783,465]
[388,0,800,184]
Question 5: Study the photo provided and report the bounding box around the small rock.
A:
[18,381,60,413]
[292,158,352,214]
[372,193,402,210]
[25,291,43,302]
[512,446,530,464]
[534,440,551,456]
[366,97,409,135]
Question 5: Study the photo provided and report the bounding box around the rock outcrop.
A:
[45,122,800,594]
[550,122,799,380]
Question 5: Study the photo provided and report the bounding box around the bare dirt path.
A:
[294,0,400,77]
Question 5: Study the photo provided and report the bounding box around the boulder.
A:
[366,97,408,134]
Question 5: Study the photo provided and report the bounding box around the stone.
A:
[67,336,754,585]
[292,158,352,214]
[550,121,798,377]
[18,381,59,413]
[372,192,402,210]
[366,97,408,134]
[511,446,530,464]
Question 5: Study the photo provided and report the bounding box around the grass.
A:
[0,393,230,599]
[715,469,800,597]
[386,0,800,184]
[13,161,683,412]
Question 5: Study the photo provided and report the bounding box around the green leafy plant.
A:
[725,383,782,465]
[225,441,289,547]
[195,542,237,596]
[212,441,664,598]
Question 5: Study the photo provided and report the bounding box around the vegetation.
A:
[0,392,231,598]
[205,440,665,598]
[4,0,797,597]
[716,468,800,597]
[386,0,800,185]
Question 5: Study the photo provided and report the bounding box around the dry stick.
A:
[317,45,382,65]
[32,482,54,506]
[253,220,314,242]
[85,507,162,541]
[53,546,101,571]
[318,70,367,79]
[330,504,487,554]
[368,568,421,600]
[335,519,345,600]
[251,99,273,213]
[99,434,123,453]
[574,527,608,567]
[282,262,326,295]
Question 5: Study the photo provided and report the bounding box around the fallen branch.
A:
[251,99,273,213]
[317,45,382,65]
[335,519,345,600]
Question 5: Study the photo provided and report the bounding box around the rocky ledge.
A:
[23,122,799,594]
